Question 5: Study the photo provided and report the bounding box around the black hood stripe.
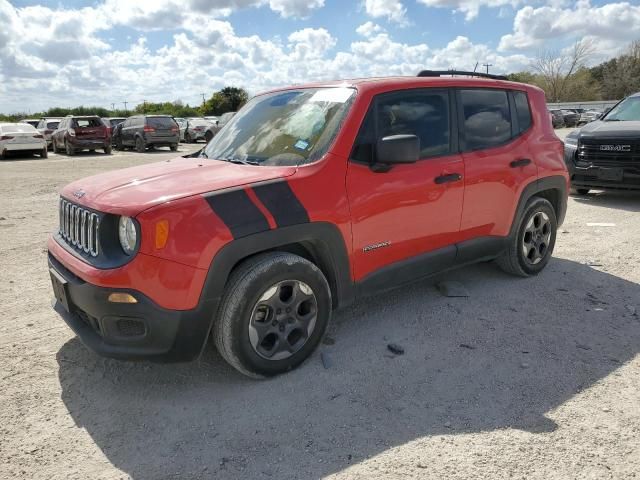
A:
[252,182,309,227]
[205,189,270,239]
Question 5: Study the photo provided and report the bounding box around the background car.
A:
[116,115,179,152]
[560,109,580,127]
[204,111,236,142]
[36,117,62,150]
[51,116,111,156]
[204,116,219,123]
[0,122,47,159]
[578,109,602,125]
[19,119,40,128]
[101,117,126,136]
[549,110,565,128]
[184,118,213,143]
[174,117,188,142]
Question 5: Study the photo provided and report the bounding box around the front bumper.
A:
[49,254,217,362]
[564,144,640,190]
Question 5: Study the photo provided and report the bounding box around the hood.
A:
[61,156,296,216]
[577,120,640,139]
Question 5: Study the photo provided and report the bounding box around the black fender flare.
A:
[509,175,568,238]
[199,222,354,311]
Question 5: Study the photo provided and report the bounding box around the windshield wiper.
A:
[224,157,260,166]
[199,149,209,158]
[605,118,621,122]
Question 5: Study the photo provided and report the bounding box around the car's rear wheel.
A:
[205,131,213,143]
[40,148,48,159]
[185,133,192,144]
[52,139,58,153]
[496,197,557,277]
[570,187,590,195]
[213,252,331,378]
[170,144,178,151]
[104,146,112,155]
[135,137,145,153]
[65,140,75,156]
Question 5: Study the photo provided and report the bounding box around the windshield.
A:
[203,87,355,166]
[604,96,640,121]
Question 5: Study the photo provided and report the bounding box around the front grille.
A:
[577,141,640,168]
[116,318,146,337]
[59,198,100,257]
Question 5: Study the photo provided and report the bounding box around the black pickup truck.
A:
[564,92,640,194]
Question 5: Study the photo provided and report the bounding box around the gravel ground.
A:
[1,131,639,479]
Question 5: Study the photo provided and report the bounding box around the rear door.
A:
[457,88,537,241]
[147,117,178,141]
[347,88,465,283]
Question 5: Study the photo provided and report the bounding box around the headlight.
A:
[118,216,137,255]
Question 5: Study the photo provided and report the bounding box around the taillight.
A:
[33,134,44,138]
[0,135,14,140]
[170,127,178,132]
[68,129,76,137]
[194,127,202,131]
[143,126,155,133]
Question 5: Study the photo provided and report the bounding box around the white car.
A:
[0,123,48,160]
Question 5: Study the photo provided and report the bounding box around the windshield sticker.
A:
[294,140,309,150]
[309,88,353,104]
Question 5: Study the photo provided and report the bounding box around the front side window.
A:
[350,89,451,163]
[460,89,511,151]
[203,87,355,166]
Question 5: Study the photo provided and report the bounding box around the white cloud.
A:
[499,1,640,53]
[362,0,408,25]
[356,21,385,37]
[416,0,522,21]
[269,0,325,18]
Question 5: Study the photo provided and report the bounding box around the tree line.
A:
[508,39,640,103]
[0,87,249,122]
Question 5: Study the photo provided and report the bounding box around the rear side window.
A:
[460,89,511,151]
[73,118,103,128]
[47,121,60,130]
[147,117,176,128]
[351,89,451,163]
[513,91,532,133]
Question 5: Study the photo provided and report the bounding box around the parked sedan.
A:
[184,119,213,143]
[0,123,48,159]
[174,117,188,142]
[560,109,580,127]
[19,119,41,128]
[577,109,602,125]
[36,117,62,149]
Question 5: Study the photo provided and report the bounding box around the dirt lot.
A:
[1,132,639,479]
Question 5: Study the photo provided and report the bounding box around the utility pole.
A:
[200,93,206,110]
[123,101,128,113]
[111,103,116,111]
[482,63,493,74]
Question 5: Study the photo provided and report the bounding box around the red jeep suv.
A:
[48,72,568,377]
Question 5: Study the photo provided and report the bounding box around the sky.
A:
[1,0,639,113]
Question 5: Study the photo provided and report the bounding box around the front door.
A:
[346,88,465,284]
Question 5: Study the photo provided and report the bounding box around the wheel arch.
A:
[200,222,354,312]
[509,175,568,238]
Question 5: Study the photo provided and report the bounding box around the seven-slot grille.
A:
[59,198,100,257]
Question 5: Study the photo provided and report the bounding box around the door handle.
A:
[510,158,531,168]
[434,173,462,184]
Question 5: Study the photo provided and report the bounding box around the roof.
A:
[256,75,533,97]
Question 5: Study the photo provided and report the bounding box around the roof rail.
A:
[417,70,508,81]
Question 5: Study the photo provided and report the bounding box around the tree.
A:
[591,40,640,99]
[533,39,596,102]
[201,87,249,116]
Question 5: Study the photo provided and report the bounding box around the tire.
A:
[213,252,332,378]
[135,137,145,153]
[65,140,75,156]
[496,197,557,277]
[116,138,123,150]
[185,133,192,144]
[170,144,178,151]
[89,149,95,153]
[205,131,213,143]
[40,148,48,159]
[570,187,590,195]
[104,146,112,155]
[52,140,58,154]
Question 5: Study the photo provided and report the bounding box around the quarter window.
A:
[513,91,532,133]
[460,89,511,151]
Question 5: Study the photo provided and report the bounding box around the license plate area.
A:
[598,167,624,181]
[50,268,70,312]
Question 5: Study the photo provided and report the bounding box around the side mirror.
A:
[216,120,220,126]
[373,134,419,171]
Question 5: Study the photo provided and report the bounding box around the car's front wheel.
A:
[213,252,331,378]
[104,146,112,155]
[65,140,75,156]
[170,144,178,151]
[496,197,557,277]
[135,137,145,153]
[40,148,48,159]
